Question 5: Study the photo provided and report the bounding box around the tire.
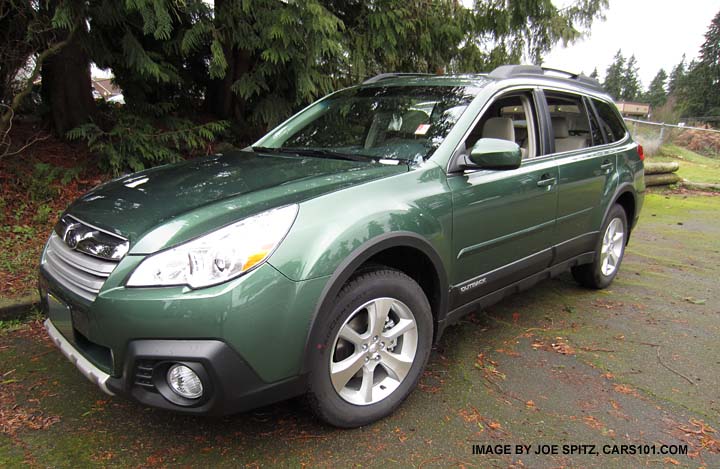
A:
[307,268,432,428]
[572,204,628,289]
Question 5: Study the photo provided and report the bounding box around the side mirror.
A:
[463,138,522,170]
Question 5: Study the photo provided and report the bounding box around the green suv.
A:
[40,65,644,427]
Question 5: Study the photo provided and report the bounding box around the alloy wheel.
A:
[600,217,624,276]
[329,297,418,406]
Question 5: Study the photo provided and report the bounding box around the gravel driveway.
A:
[1,191,718,468]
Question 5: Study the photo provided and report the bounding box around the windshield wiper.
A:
[252,146,285,154]
[255,146,371,163]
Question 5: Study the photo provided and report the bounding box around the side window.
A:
[591,99,627,144]
[464,92,538,160]
[543,92,596,153]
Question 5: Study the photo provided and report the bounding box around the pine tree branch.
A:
[0,26,79,139]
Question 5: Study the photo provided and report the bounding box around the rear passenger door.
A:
[540,90,622,262]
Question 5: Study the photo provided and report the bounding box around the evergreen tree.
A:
[1,0,612,166]
[198,0,609,132]
[675,10,720,116]
[645,69,668,108]
[0,1,97,137]
[203,0,344,131]
[621,54,641,101]
[698,9,720,114]
[701,10,720,83]
[88,0,213,107]
[668,54,686,93]
[589,67,599,80]
[603,50,625,99]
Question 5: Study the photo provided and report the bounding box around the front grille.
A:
[42,232,119,302]
[54,215,129,261]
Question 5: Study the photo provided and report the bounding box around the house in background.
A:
[615,101,650,119]
[91,77,124,103]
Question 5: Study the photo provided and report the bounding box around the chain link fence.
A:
[625,118,720,157]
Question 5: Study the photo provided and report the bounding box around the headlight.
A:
[127,204,298,288]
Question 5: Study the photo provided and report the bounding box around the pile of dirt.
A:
[673,128,720,157]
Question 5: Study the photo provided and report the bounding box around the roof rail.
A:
[488,65,603,92]
[362,73,434,84]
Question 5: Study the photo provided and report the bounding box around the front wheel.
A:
[572,204,628,289]
[307,269,432,428]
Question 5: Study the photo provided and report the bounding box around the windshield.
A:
[255,85,483,163]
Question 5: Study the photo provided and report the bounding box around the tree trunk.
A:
[644,162,680,174]
[681,180,720,192]
[205,47,252,121]
[205,0,253,123]
[645,173,681,186]
[41,29,95,136]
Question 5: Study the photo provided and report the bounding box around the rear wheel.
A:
[307,269,432,428]
[572,204,628,289]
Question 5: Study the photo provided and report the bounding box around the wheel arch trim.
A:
[300,232,448,373]
[605,183,637,230]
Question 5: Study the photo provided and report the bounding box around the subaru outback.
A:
[40,65,644,428]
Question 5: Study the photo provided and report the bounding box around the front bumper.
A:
[39,260,328,415]
[45,319,114,396]
[44,317,306,415]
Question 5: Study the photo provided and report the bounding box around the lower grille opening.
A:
[73,329,113,372]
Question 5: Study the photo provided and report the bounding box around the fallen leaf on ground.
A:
[495,348,520,357]
[583,415,605,430]
[551,338,574,355]
[613,383,639,397]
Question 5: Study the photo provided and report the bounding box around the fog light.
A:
[167,364,203,399]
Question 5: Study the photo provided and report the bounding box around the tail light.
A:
[637,144,645,161]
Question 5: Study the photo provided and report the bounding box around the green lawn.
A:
[649,144,720,184]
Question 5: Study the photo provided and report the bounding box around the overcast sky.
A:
[543,0,719,88]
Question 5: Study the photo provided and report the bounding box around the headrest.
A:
[552,116,570,138]
[399,110,429,133]
[482,117,515,141]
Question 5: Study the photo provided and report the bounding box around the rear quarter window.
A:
[592,99,627,144]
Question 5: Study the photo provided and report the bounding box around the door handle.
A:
[600,161,614,171]
[537,175,556,187]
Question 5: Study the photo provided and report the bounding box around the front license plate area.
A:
[71,307,90,338]
[47,293,74,340]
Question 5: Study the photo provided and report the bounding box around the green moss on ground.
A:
[649,144,720,183]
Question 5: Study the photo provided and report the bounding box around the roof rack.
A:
[362,73,434,84]
[488,65,603,92]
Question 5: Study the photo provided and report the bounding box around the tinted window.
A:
[592,99,627,143]
[543,92,595,153]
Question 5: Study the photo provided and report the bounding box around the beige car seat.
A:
[552,116,587,153]
[482,117,527,159]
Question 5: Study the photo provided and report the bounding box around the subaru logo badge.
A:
[62,222,82,250]
[66,231,80,249]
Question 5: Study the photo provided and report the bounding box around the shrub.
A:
[67,106,230,175]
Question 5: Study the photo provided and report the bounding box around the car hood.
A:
[65,150,408,253]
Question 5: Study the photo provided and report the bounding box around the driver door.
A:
[448,90,558,308]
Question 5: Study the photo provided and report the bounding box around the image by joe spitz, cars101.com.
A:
[39,65,644,428]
